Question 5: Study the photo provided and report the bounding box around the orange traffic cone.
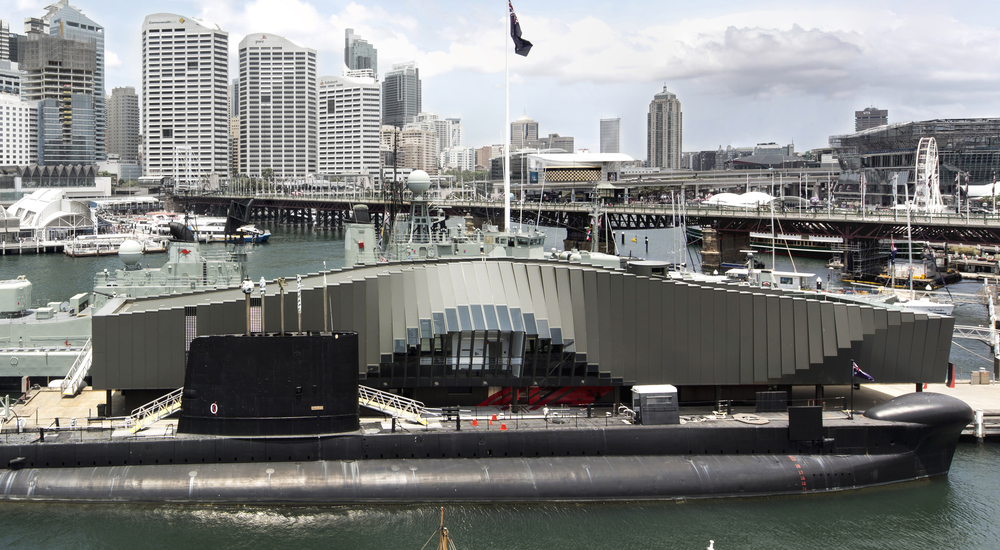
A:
[491,413,498,421]
[471,419,478,427]
[500,423,507,431]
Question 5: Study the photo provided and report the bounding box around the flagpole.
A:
[503,1,511,233]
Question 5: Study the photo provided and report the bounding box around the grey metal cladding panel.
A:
[910,313,930,379]
[846,305,863,342]
[870,308,889,372]
[610,273,625,377]
[596,270,613,375]
[131,313,147,388]
[833,304,851,351]
[673,283,690,381]
[894,311,916,383]
[739,292,754,384]
[711,288,728,385]
[437,265,457,312]
[540,266,563,330]
[622,274,638,384]
[725,290,741,380]
[806,301,823,365]
[414,268,433,336]
[931,316,955,382]
[792,299,809,371]
[858,307,876,370]
[512,263,534,315]
[766,296,781,380]
[95,314,115,388]
[495,306,510,332]
[752,294,767,383]
[882,310,902,382]
[425,265,445,314]
[389,277,406,345]
[526,264,549,329]
[458,305,475,332]
[352,279,368,371]
[536,318,551,340]
[695,286,711,385]
[470,304,487,331]
[569,268,588,357]
[555,268,575,345]
[819,303,837,358]
[583,269,600,366]
[497,263,519,310]
[509,307,524,333]
[167,307,187,388]
[779,297,795,376]
[304,287,324,331]
[144,311,162,387]
[378,275,394,356]
[118,312,133,388]
[483,304,499,331]
[365,276,380,367]
[646,280,662,384]
[920,316,943,383]
[402,270,420,334]
[486,263,508,307]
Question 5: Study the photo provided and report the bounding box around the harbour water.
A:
[1,222,997,548]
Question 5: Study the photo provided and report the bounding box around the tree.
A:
[262,168,274,181]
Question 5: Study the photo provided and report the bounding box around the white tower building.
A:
[238,33,317,178]
[141,14,229,186]
[318,71,380,175]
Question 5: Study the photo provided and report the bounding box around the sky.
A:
[7,0,1000,161]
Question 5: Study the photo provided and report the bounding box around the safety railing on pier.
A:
[60,339,93,397]
[358,385,428,425]
[127,388,183,434]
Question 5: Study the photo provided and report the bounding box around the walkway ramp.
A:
[128,388,183,434]
[60,339,93,397]
[358,385,427,425]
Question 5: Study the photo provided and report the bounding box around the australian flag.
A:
[890,240,897,266]
[509,1,533,56]
[853,361,875,382]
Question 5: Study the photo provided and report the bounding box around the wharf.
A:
[0,240,63,255]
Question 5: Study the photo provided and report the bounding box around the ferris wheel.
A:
[912,137,944,212]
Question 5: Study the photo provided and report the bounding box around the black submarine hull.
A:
[0,449,959,503]
[0,335,972,503]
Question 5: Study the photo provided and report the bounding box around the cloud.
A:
[105,50,122,68]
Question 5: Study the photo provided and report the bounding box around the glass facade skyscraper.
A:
[382,62,420,129]
[345,28,376,74]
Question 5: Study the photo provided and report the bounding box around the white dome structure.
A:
[406,170,432,197]
[5,189,94,239]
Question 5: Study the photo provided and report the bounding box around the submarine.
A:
[0,333,974,503]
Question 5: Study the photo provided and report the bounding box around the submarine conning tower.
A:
[177,333,360,436]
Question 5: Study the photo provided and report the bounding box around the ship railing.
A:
[60,339,93,397]
[128,387,184,434]
[357,385,428,425]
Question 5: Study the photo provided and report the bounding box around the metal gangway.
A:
[60,339,93,397]
[358,385,428,425]
[127,388,183,434]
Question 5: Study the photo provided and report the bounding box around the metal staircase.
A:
[358,385,428,425]
[127,388,183,434]
[60,339,93,397]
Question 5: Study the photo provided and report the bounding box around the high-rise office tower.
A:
[318,71,380,175]
[0,59,20,96]
[0,81,33,166]
[18,21,97,166]
[1,20,16,62]
[382,62,420,128]
[44,1,105,161]
[142,14,229,184]
[855,107,888,132]
[647,86,682,169]
[237,33,317,178]
[510,114,538,151]
[344,28,376,74]
[107,87,139,164]
[600,118,620,154]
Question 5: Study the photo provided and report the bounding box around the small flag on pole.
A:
[852,361,874,382]
[890,239,897,266]
[509,1,533,57]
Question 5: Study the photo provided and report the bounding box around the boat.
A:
[226,224,270,244]
[0,332,973,503]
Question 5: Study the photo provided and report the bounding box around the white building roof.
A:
[526,153,634,166]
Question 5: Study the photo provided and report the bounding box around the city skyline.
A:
[5,1,1000,161]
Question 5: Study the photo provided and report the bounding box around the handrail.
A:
[60,339,93,396]
[358,385,427,425]
[128,387,184,434]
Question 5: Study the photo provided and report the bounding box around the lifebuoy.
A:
[210,402,218,415]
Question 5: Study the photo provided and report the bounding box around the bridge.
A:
[171,191,1000,261]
